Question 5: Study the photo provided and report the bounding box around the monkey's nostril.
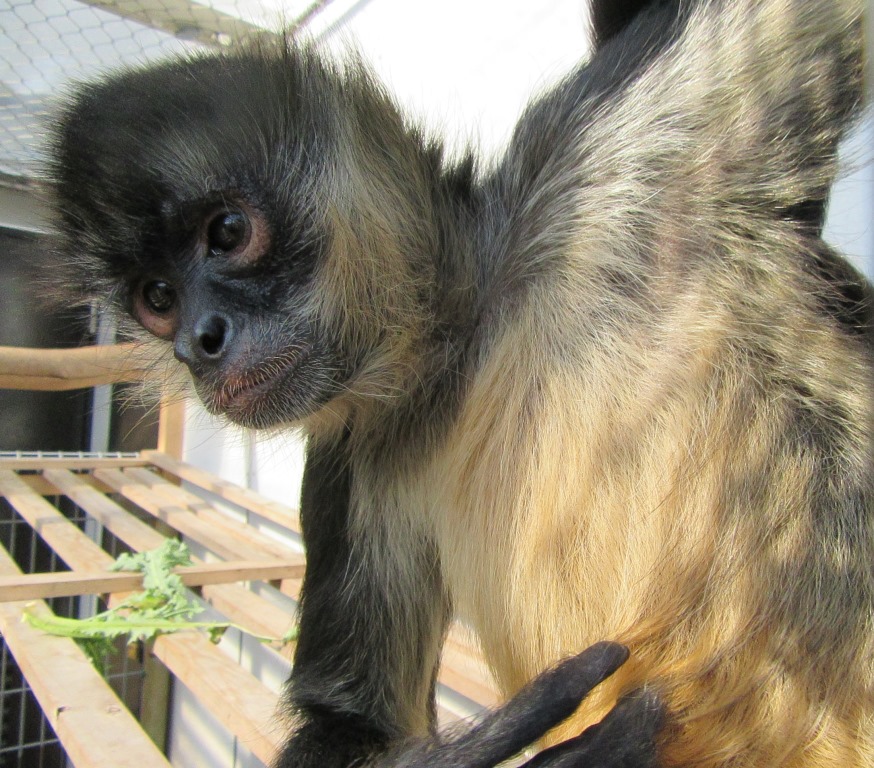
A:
[195,313,231,358]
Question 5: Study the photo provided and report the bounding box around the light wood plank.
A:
[151,630,281,763]
[143,450,301,531]
[95,468,278,562]
[0,470,115,570]
[44,468,296,640]
[0,559,306,602]
[42,468,167,550]
[0,542,171,768]
[157,398,186,460]
[125,466,295,561]
[0,455,148,471]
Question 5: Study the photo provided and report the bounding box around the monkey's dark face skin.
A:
[120,191,343,428]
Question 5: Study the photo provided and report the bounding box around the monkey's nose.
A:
[175,312,234,368]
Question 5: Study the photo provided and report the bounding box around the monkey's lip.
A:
[210,347,309,413]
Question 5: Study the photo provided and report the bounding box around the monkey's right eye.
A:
[141,280,177,314]
[206,209,250,256]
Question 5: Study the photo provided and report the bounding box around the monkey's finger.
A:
[521,689,664,768]
[430,642,631,768]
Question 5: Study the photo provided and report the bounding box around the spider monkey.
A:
[47,0,871,765]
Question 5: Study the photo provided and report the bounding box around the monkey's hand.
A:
[383,641,663,768]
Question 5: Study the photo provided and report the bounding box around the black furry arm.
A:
[277,435,450,767]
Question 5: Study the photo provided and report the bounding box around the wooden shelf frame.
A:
[0,451,500,767]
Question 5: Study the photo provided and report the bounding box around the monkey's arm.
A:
[279,434,451,766]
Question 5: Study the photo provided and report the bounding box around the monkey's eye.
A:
[206,209,250,256]
[141,279,177,314]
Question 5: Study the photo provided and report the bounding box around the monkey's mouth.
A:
[208,346,310,415]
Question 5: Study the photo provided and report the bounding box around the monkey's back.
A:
[430,243,873,766]
[422,0,873,764]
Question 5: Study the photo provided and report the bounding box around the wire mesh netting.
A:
[0,484,144,766]
[0,0,358,179]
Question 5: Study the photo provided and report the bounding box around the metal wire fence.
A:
[0,0,356,179]
[0,483,144,767]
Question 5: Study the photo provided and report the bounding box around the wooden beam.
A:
[0,470,114,570]
[157,398,186,460]
[143,450,301,530]
[0,543,172,768]
[0,454,148,471]
[95,467,296,563]
[125,466,295,560]
[43,468,296,640]
[0,559,306,602]
[0,344,149,391]
[42,468,167,549]
[149,630,281,764]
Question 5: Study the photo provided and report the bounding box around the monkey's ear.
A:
[589,0,672,47]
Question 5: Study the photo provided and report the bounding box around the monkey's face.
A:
[49,51,369,430]
[51,47,433,431]
[122,194,347,429]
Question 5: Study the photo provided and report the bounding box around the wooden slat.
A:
[150,630,281,763]
[0,559,306,602]
[0,455,148,471]
[125,466,295,561]
[42,468,166,549]
[143,450,301,531]
[1,469,286,761]
[0,542,172,768]
[18,472,114,497]
[95,468,281,563]
[0,470,114,570]
[43,468,295,640]
[0,343,148,390]
[157,398,186,460]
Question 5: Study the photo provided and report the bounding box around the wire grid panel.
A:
[0,0,192,178]
[0,0,365,180]
[0,488,145,766]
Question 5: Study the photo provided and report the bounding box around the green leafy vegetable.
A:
[22,539,297,671]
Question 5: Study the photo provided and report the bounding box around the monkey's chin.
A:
[195,352,330,429]
[201,381,322,430]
